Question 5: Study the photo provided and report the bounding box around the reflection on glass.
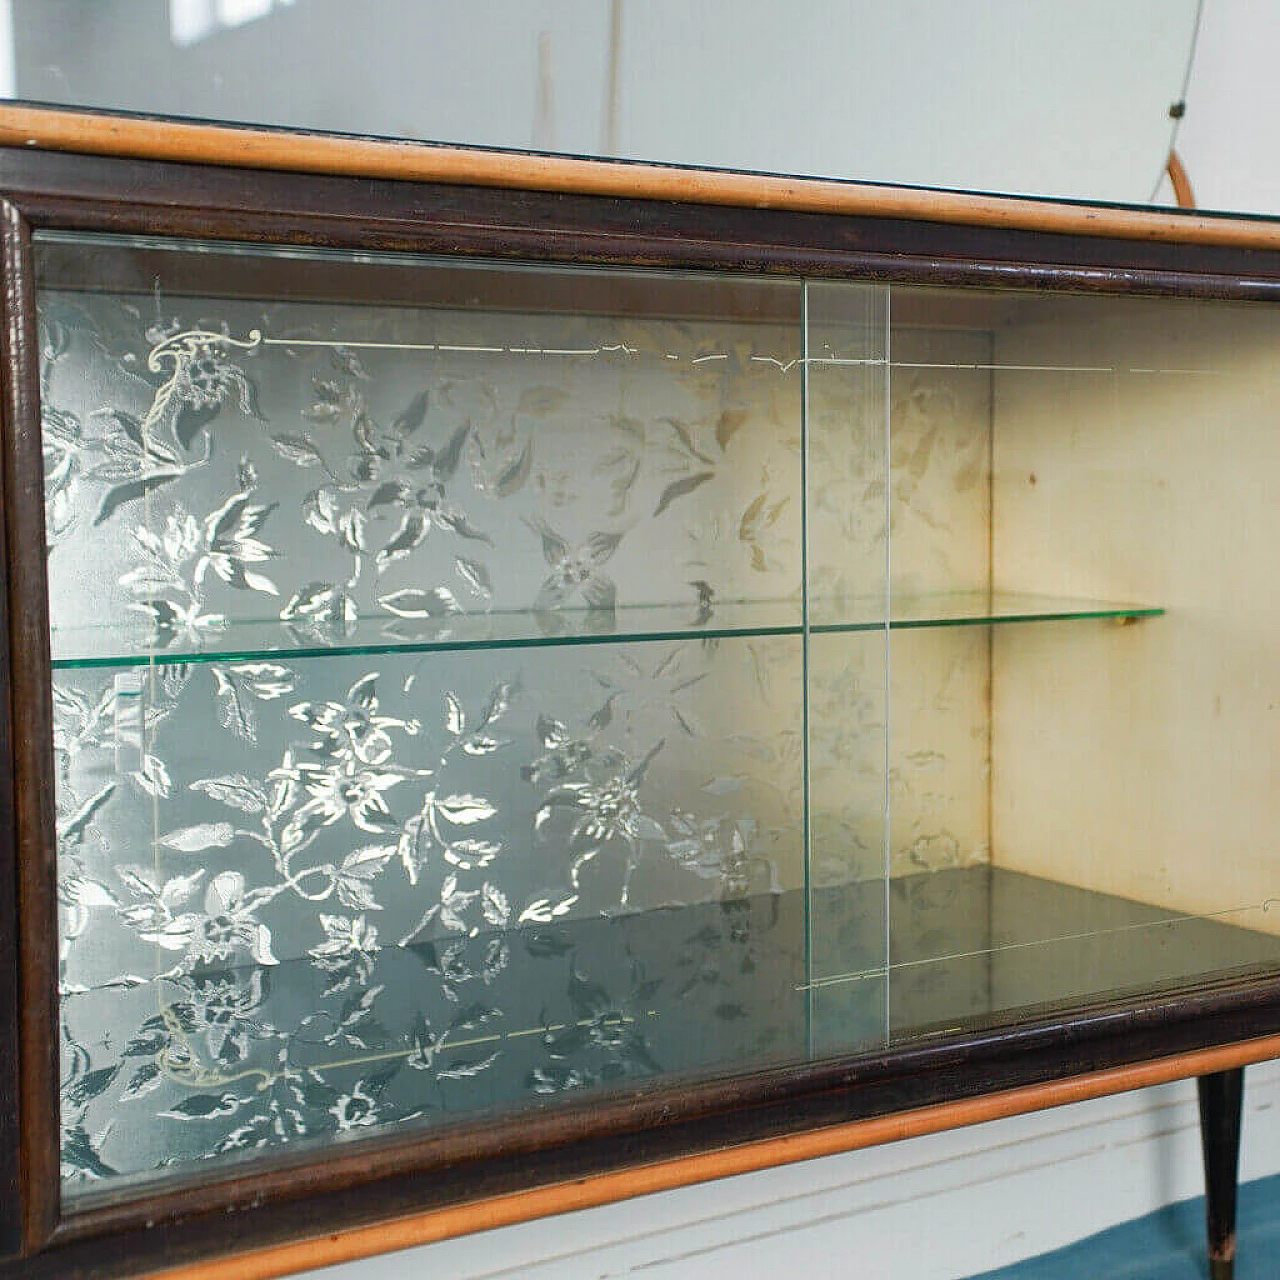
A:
[809,284,1280,1055]
[8,1,1200,206]
[38,236,1280,1203]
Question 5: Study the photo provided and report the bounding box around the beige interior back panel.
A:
[991,299,1280,934]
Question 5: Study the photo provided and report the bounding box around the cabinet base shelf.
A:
[60,863,1275,1205]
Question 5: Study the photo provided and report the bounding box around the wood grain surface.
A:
[2,104,1279,250]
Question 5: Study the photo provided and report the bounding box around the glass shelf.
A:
[49,592,1162,671]
[845,591,1165,631]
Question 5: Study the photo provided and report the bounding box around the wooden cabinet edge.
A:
[0,198,59,1256]
[3,104,1280,252]
[137,1034,1280,1280]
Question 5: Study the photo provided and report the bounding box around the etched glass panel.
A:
[55,640,805,1191]
[40,235,808,1199]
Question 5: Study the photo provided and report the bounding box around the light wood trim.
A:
[1167,149,1197,210]
[3,104,1280,251]
[146,1034,1280,1280]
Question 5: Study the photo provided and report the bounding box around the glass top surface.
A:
[5,1,1200,209]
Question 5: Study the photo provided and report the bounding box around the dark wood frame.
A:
[3,137,1280,1279]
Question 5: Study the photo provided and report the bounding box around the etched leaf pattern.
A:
[40,286,808,1191]
[40,294,801,646]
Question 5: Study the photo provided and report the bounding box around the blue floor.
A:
[965,1174,1280,1279]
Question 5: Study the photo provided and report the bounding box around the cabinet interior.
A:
[37,234,1280,1201]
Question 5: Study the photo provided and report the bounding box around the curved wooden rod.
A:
[146,1032,1280,1280]
[1167,148,1197,210]
[2,104,1280,251]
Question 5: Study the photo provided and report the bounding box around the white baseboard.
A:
[306,1059,1280,1280]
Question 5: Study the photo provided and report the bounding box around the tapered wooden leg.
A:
[1197,1067,1244,1280]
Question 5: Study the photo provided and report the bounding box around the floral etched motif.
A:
[529,520,622,616]
[52,639,792,1001]
[39,277,806,1194]
[57,887,803,1190]
[102,329,264,527]
[536,741,667,907]
[125,492,280,642]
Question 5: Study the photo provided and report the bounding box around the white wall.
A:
[293,5,1280,1278]
[9,0,1195,206]
[1159,0,1280,215]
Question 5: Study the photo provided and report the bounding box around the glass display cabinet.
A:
[3,112,1280,1280]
